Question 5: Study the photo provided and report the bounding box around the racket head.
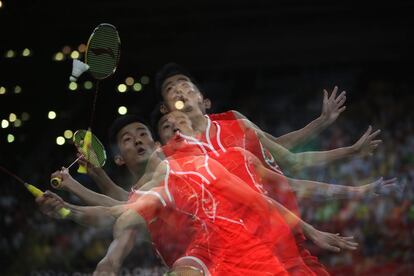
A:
[73,129,107,167]
[85,23,121,80]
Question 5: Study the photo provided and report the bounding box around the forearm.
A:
[66,204,119,228]
[89,168,129,201]
[65,179,125,207]
[273,116,327,149]
[294,146,355,170]
[288,178,360,200]
[95,229,137,275]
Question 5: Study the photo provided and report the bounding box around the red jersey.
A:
[130,140,298,275]
[207,112,329,276]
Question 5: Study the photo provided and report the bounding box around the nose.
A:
[134,136,143,145]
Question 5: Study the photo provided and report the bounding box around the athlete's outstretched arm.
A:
[93,194,162,275]
[256,125,381,171]
[93,229,137,276]
[232,86,346,149]
[215,162,358,252]
[75,146,130,201]
[287,177,399,200]
[35,190,124,227]
[262,194,358,252]
[51,168,125,207]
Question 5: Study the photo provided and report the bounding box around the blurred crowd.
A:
[1,74,413,275]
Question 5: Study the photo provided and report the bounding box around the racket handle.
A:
[58,207,71,218]
[50,177,62,188]
[25,183,44,197]
[25,183,71,218]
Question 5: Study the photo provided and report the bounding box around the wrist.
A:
[348,145,358,154]
[317,114,330,128]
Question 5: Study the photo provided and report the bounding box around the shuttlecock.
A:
[69,59,89,82]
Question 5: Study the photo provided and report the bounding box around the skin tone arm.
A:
[210,159,358,252]
[76,151,130,201]
[287,177,399,200]
[93,229,137,276]
[51,168,125,207]
[232,86,347,149]
[94,195,161,275]
[253,160,399,200]
[36,190,127,227]
[252,123,381,172]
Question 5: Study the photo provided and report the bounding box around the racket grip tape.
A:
[25,183,71,218]
[50,177,62,189]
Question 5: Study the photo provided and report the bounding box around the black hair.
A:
[108,114,153,155]
[154,62,201,99]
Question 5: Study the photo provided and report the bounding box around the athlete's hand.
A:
[351,126,382,157]
[320,86,346,126]
[50,167,76,191]
[356,177,401,198]
[35,190,66,220]
[76,145,101,178]
[306,225,358,252]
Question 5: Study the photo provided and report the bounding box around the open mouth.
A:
[137,147,146,155]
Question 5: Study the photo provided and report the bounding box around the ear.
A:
[160,103,169,114]
[203,98,211,110]
[114,155,125,166]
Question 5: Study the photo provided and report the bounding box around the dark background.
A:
[1,0,413,275]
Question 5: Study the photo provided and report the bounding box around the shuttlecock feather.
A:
[69,59,89,82]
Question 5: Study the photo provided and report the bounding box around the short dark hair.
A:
[108,114,152,155]
[155,62,200,99]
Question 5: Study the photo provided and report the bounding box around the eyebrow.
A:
[159,117,169,127]
[136,127,148,132]
[162,77,189,91]
[174,115,187,120]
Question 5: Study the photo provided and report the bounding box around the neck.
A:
[130,161,148,182]
[188,112,208,132]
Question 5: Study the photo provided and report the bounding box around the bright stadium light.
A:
[56,136,65,145]
[13,119,22,128]
[117,84,127,93]
[22,48,31,57]
[64,130,73,139]
[133,83,142,92]
[1,119,9,128]
[48,111,57,120]
[7,134,15,143]
[69,82,78,91]
[70,50,80,59]
[9,113,17,122]
[118,106,127,115]
[125,77,134,86]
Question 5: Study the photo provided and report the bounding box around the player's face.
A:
[158,111,194,145]
[116,122,155,166]
[161,74,205,115]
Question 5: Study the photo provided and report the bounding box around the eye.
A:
[123,136,132,143]
[140,132,148,137]
[162,124,170,130]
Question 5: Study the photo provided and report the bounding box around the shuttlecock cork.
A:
[70,59,89,82]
